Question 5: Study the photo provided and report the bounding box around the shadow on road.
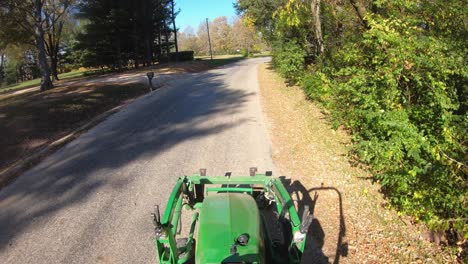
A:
[0,64,255,251]
[280,177,348,264]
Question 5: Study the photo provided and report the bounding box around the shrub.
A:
[240,48,249,57]
[168,51,194,62]
[302,15,467,234]
[272,40,306,82]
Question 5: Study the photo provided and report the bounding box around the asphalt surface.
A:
[0,58,275,263]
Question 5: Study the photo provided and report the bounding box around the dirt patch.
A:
[257,64,455,263]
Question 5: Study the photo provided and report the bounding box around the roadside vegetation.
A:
[236,0,467,256]
[258,63,456,263]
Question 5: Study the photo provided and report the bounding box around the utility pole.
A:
[206,18,213,60]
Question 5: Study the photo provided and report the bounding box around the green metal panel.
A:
[196,193,264,264]
[187,175,270,185]
[206,187,254,194]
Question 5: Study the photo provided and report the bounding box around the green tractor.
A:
[152,168,313,264]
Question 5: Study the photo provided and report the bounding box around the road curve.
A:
[0,58,275,263]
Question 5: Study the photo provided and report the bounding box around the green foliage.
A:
[238,0,468,235]
[272,41,306,82]
[76,0,176,69]
[304,14,467,233]
[273,0,310,41]
[4,61,18,84]
[240,49,249,57]
[235,0,286,41]
[170,51,194,61]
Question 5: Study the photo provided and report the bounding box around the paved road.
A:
[0,58,275,263]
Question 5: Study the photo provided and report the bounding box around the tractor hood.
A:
[196,192,264,264]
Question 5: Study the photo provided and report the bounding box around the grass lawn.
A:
[207,56,245,67]
[0,69,108,93]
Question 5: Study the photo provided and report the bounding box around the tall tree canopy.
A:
[75,0,178,70]
[178,16,266,56]
[0,0,74,90]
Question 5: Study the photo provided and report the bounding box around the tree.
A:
[310,0,324,55]
[0,0,55,90]
[196,21,210,56]
[76,0,177,68]
[231,17,261,55]
[1,44,40,85]
[43,0,74,80]
[170,0,179,56]
[142,0,153,66]
[33,0,53,90]
[0,52,5,84]
[178,26,200,54]
[235,0,286,41]
[179,16,267,57]
[210,16,234,54]
[0,41,5,84]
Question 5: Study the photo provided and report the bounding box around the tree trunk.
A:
[132,2,139,69]
[164,22,170,56]
[171,0,178,60]
[349,0,369,29]
[143,0,153,66]
[51,55,59,80]
[311,0,324,56]
[157,25,162,62]
[115,32,122,71]
[52,22,63,80]
[34,0,53,91]
[0,53,4,82]
[45,14,60,81]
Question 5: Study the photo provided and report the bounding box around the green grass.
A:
[208,56,245,67]
[0,69,98,93]
[252,51,272,57]
[193,54,246,67]
[1,78,43,92]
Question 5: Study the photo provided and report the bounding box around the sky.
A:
[176,0,238,33]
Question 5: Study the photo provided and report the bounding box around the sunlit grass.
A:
[0,69,88,93]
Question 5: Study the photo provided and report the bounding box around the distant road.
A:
[0,57,274,263]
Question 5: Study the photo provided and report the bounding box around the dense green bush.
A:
[303,15,467,233]
[240,48,249,57]
[168,51,194,62]
[237,0,467,237]
[272,40,306,82]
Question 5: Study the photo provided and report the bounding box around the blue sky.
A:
[176,0,237,33]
